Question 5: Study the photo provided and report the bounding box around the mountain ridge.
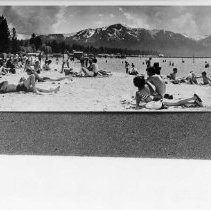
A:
[17,23,211,56]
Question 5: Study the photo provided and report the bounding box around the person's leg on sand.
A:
[163,94,203,107]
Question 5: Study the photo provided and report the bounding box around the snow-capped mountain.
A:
[18,23,211,56]
[64,24,206,56]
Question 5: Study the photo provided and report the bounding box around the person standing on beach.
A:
[38,52,42,65]
[125,61,129,74]
[61,50,70,73]
[146,57,152,68]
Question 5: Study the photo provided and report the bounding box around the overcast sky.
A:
[1,6,211,37]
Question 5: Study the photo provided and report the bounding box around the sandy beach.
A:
[0,60,210,112]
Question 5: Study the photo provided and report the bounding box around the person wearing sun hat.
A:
[153,62,162,75]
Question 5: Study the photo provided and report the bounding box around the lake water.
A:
[97,57,211,78]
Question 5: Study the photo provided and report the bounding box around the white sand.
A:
[0,67,210,111]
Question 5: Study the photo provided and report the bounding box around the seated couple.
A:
[146,66,166,100]
[80,58,99,77]
[133,76,203,109]
[79,58,111,77]
[0,72,60,95]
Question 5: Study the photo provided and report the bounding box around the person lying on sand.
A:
[146,67,166,100]
[0,74,60,95]
[133,76,203,109]
[25,68,73,82]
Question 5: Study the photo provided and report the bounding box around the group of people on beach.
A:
[132,63,203,110]
[125,61,139,75]
[167,68,211,85]
[0,51,209,110]
[0,52,71,94]
[0,50,113,95]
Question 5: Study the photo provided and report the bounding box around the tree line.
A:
[0,15,159,56]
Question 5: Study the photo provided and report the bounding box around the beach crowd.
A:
[0,51,210,110]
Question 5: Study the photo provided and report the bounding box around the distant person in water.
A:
[0,74,60,95]
[133,76,203,109]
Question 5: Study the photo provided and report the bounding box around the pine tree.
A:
[0,15,10,53]
[11,28,19,53]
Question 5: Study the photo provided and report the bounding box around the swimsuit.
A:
[93,72,98,77]
[0,81,7,93]
[16,83,28,92]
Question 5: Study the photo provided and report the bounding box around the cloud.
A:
[95,20,104,26]
[0,6,61,34]
[1,6,211,36]
[109,13,115,18]
[171,13,198,34]
[119,8,150,29]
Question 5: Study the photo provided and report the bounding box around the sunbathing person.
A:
[0,74,60,95]
[146,67,166,100]
[24,59,34,72]
[199,71,211,85]
[0,61,10,75]
[42,60,52,71]
[5,58,16,74]
[133,76,203,109]
[167,68,177,80]
[34,61,42,73]
[128,64,138,75]
[186,71,198,84]
[25,68,72,82]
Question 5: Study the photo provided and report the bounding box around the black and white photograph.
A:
[0,1,211,210]
[0,4,210,111]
